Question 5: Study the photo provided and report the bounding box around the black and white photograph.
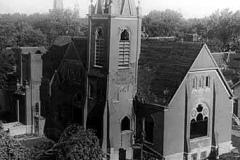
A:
[0,0,240,159]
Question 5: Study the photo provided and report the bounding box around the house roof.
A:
[137,40,204,106]
[211,52,225,68]
[232,80,240,89]
[71,37,88,69]
[54,36,73,46]
[228,53,240,70]
[211,51,237,69]
[20,47,47,54]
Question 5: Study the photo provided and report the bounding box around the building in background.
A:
[53,0,63,10]
[1,47,46,136]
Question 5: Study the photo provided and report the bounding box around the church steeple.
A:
[74,0,80,17]
[94,0,104,14]
[53,0,63,10]
[92,0,139,16]
[88,0,142,158]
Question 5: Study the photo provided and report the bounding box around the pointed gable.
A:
[95,0,104,14]
[63,43,80,61]
[121,0,137,16]
[137,40,204,105]
[190,44,218,71]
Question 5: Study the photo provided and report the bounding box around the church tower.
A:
[74,0,80,17]
[53,0,63,10]
[86,0,142,159]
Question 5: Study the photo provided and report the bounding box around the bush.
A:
[36,124,105,160]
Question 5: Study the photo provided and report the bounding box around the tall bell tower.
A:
[87,0,142,159]
[53,0,63,10]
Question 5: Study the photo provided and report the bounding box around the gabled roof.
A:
[232,80,240,89]
[54,36,72,46]
[20,47,46,55]
[137,40,204,106]
[228,53,240,70]
[93,0,137,16]
[211,52,225,68]
[71,37,88,69]
[60,37,88,70]
[211,51,236,69]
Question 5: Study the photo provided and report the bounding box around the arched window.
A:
[35,102,40,115]
[121,116,130,131]
[192,77,197,89]
[190,104,209,139]
[95,28,104,67]
[119,29,130,68]
[88,83,94,98]
[201,76,205,87]
[199,78,202,88]
[145,116,154,143]
[206,76,210,87]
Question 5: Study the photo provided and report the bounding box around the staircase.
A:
[132,143,164,160]
[233,114,240,126]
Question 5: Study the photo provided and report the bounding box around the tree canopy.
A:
[0,9,87,50]
[142,8,240,52]
[0,9,88,86]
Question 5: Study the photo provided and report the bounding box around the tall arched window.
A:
[95,28,104,67]
[119,29,130,68]
[121,116,130,131]
[190,104,209,139]
[206,76,210,87]
[192,77,197,89]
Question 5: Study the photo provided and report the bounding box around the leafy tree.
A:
[0,136,31,159]
[184,18,208,40]
[142,9,184,37]
[28,9,88,46]
[0,49,17,88]
[0,14,47,49]
[36,124,105,160]
[206,9,234,49]
[13,22,47,47]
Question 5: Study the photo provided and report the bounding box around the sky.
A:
[0,0,240,18]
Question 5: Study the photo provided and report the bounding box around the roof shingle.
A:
[137,40,204,105]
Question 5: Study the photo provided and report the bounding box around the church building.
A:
[41,0,233,159]
[135,41,233,159]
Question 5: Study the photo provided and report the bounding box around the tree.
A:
[0,49,17,88]
[142,9,184,37]
[206,9,234,50]
[0,14,47,49]
[36,124,105,160]
[28,9,88,46]
[13,22,47,47]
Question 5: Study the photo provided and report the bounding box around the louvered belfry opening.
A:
[119,29,130,68]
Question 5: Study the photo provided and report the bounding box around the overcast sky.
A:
[0,0,240,18]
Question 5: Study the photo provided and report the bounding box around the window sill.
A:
[190,136,209,142]
[121,130,132,134]
[118,66,130,70]
[113,100,119,103]
[94,65,103,68]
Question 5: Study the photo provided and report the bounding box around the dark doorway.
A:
[145,116,154,143]
[119,148,126,160]
[73,107,83,125]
